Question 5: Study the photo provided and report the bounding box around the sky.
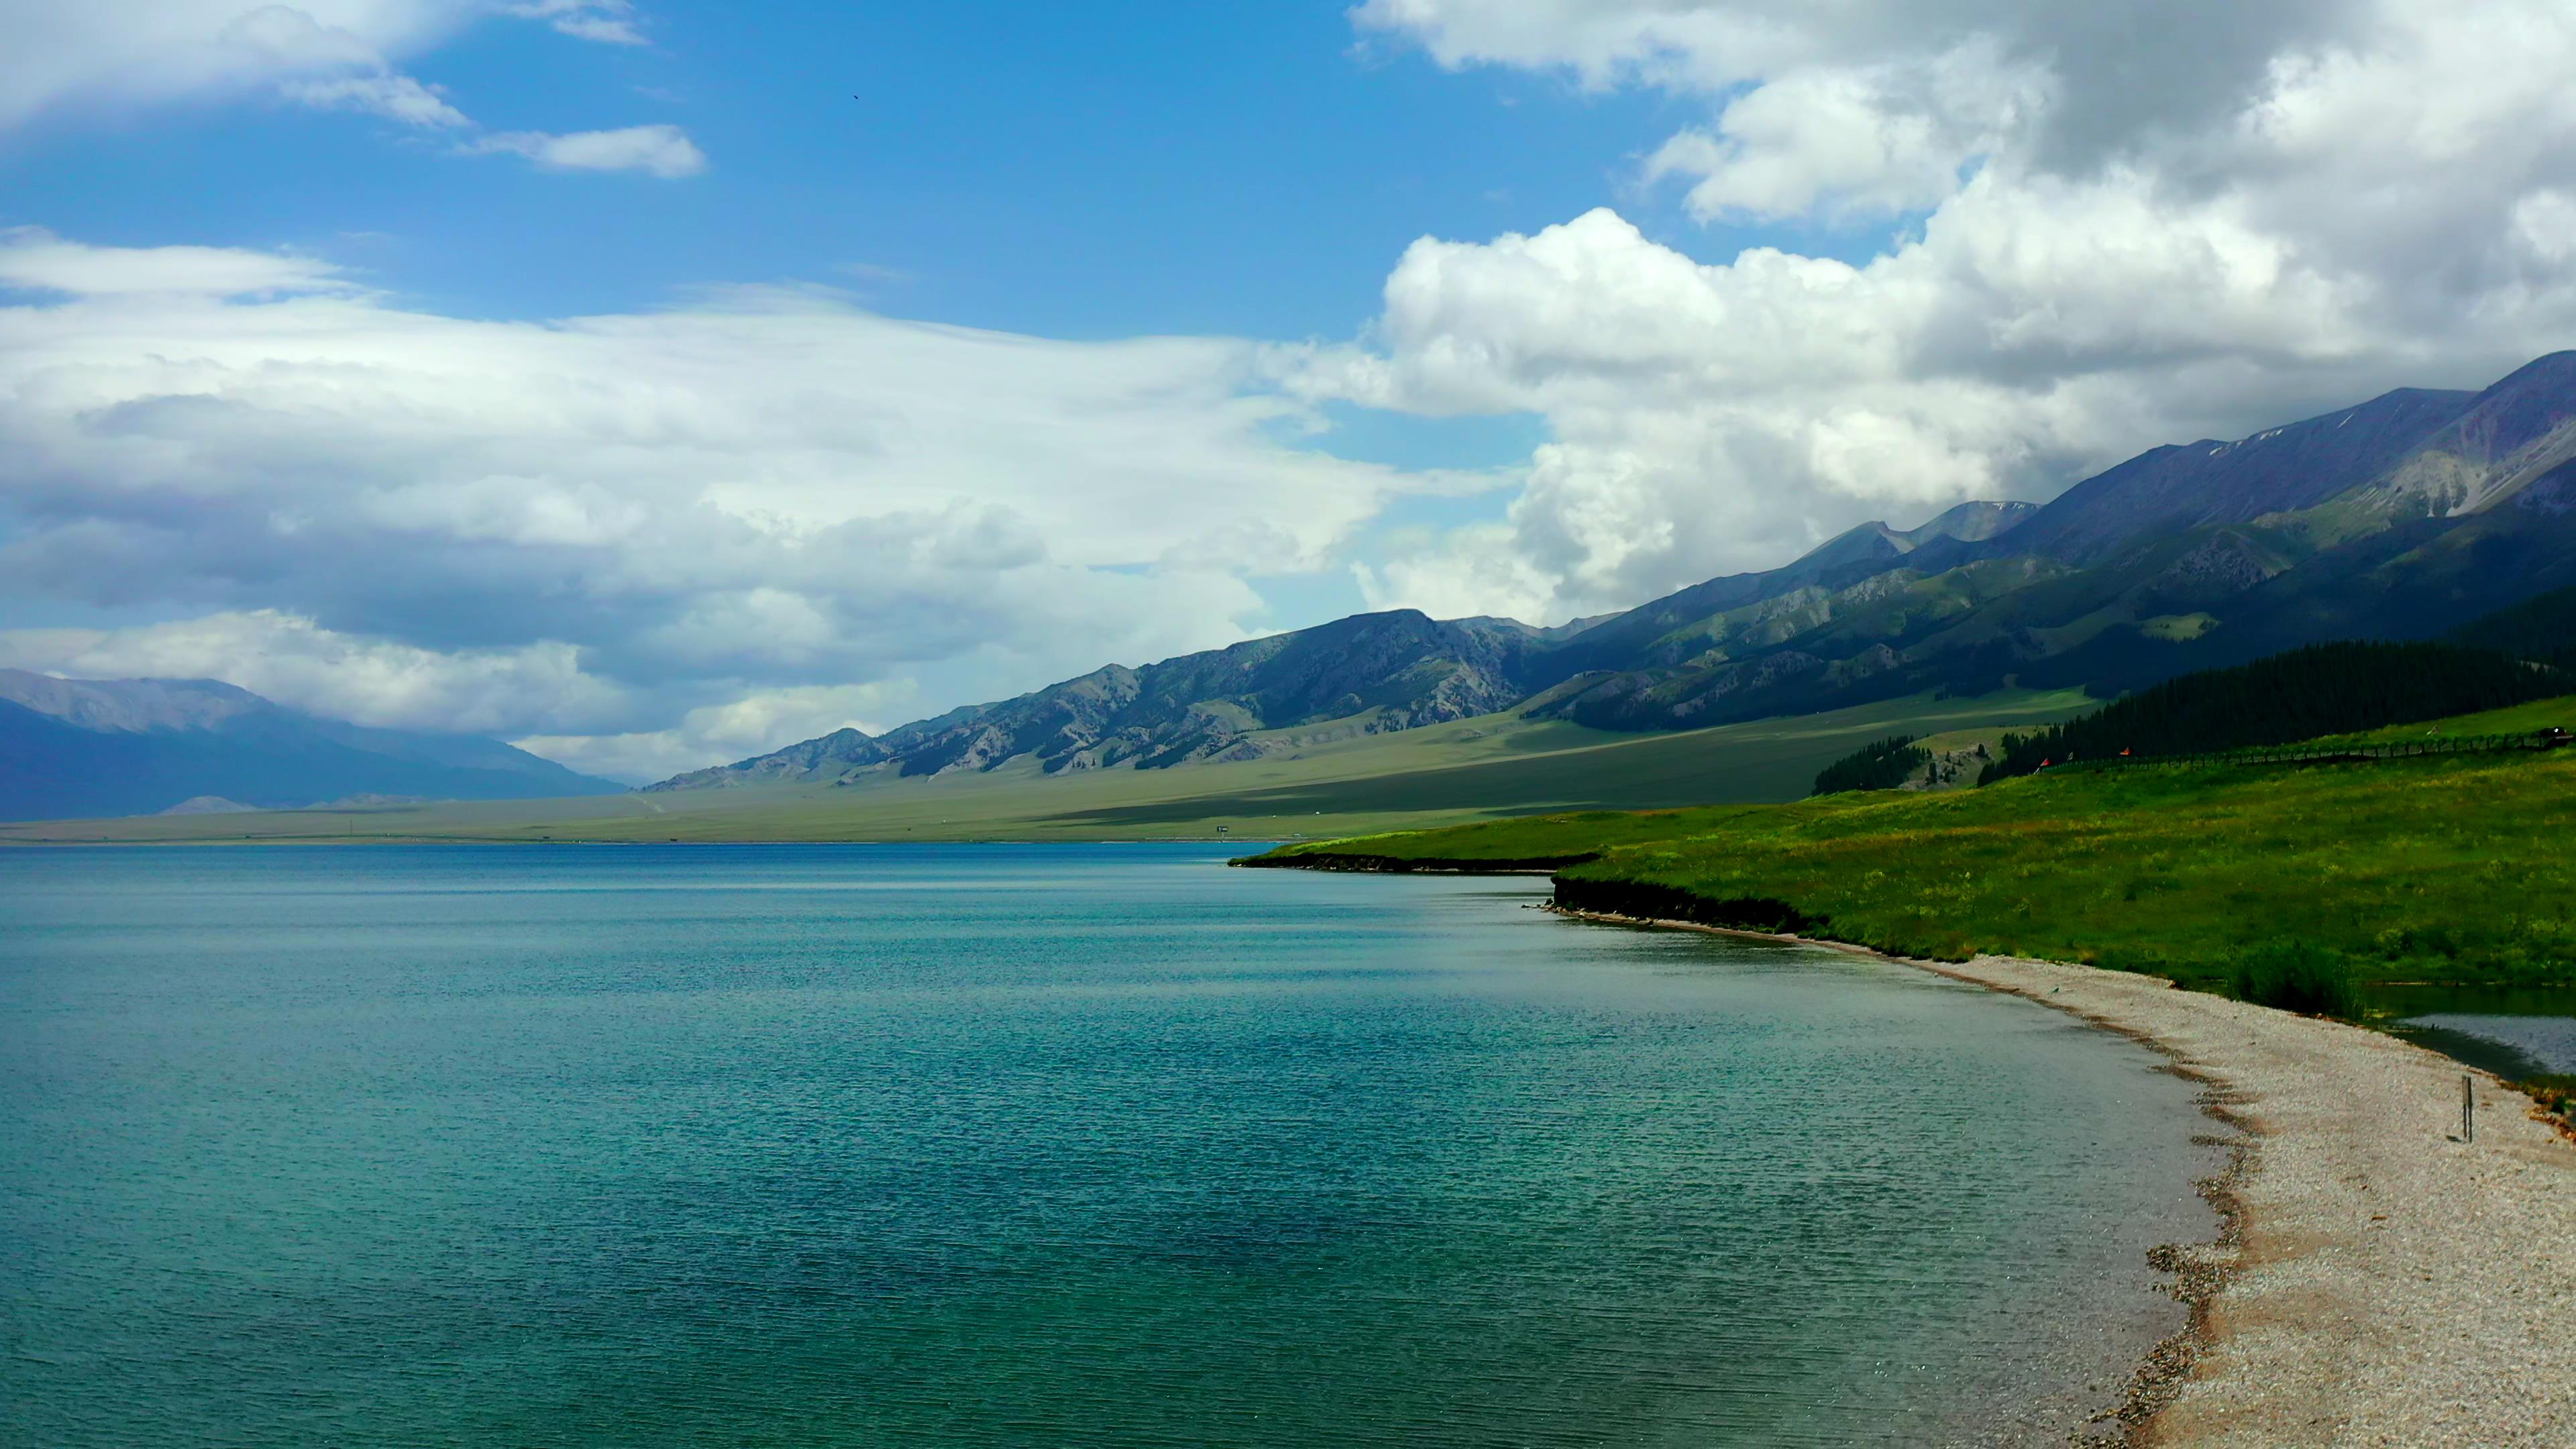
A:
[3,1,2575,782]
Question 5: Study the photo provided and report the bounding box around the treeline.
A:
[1811,734,1930,795]
[1980,641,2567,784]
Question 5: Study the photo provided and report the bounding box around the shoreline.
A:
[1548,904,2576,1445]
[1549,907,2243,1442]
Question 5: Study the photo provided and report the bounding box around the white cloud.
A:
[13,0,2576,773]
[1306,0,2576,621]
[0,227,353,297]
[2515,191,2576,266]
[1352,521,1562,626]
[0,0,662,162]
[1640,43,2047,222]
[280,71,469,127]
[1350,0,2364,154]
[466,123,706,176]
[516,683,912,783]
[499,0,646,47]
[0,1,471,128]
[1350,0,1787,93]
[0,610,627,737]
[0,609,926,784]
[0,231,1439,773]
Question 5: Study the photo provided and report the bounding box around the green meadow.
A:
[1252,696,2576,993]
[0,688,2087,846]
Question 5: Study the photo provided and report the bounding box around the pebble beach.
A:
[1921,953,2576,1446]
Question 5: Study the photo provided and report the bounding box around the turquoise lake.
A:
[1,845,2216,1446]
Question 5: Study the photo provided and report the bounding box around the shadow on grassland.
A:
[1038,721,1883,828]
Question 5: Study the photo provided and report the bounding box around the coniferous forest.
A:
[1978,640,2566,783]
[2449,584,2576,671]
[1809,735,1932,795]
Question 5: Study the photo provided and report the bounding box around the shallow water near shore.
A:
[2362,983,2576,1075]
[2,843,2216,1446]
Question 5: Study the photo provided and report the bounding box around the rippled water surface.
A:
[1,845,2215,1446]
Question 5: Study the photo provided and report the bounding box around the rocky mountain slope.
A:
[0,672,624,821]
[647,611,1554,790]
[654,352,2576,791]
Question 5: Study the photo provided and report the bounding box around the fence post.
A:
[2463,1075,2475,1143]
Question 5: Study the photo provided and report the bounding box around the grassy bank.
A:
[1252,731,2576,991]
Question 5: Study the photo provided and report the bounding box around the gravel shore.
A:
[1921,953,2576,1446]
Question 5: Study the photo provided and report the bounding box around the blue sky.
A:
[1,0,2569,779]
[0,0,1762,655]
[6,3,1790,344]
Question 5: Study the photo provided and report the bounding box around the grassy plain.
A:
[1255,715,2576,991]
[0,688,2088,846]
[2336,694,2576,743]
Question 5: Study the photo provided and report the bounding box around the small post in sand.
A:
[2462,1075,2475,1144]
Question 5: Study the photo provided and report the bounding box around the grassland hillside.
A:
[0,689,2086,845]
[1248,694,2576,994]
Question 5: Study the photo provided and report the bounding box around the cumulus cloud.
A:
[1640,42,2047,222]
[1307,0,2576,620]
[1350,0,2359,166]
[0,231,1440,775]
[466,123,706,176]
[1351,521,1564,627]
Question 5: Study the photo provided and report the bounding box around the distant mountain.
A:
[0,672,624,822]
[654,352,2576,792]
[1988,386,2481,566]
[160,796,260,816]
[647,610,1566,790]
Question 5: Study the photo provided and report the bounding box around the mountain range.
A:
[655,350,2576,791]
[0,672,623,822]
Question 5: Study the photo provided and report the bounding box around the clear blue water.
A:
[0,845,2215,1446]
